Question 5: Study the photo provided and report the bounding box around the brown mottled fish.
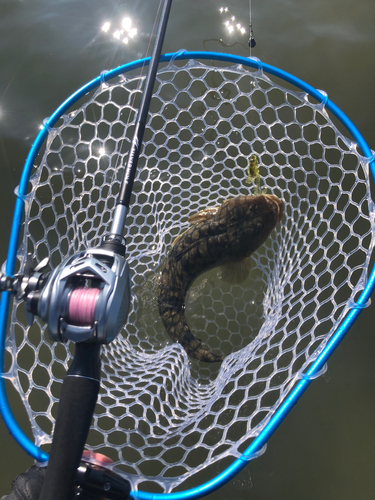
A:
[157,194,284,363]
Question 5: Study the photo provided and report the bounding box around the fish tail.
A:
[186,340,226,363]
[158,303,225,363]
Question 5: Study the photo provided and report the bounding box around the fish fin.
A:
[188,206,220,223]
[172,228,188,247]
[221,258,252,284]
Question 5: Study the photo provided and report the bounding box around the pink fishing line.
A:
[67,287,100,326]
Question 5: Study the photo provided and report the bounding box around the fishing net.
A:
[3,56,374,492]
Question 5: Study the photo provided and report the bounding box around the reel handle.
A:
[39,342,101,500]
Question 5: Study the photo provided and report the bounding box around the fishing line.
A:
[247,0,256,146]
[248,0,256,54]
[67,287,100,326]
[202,38,248,52]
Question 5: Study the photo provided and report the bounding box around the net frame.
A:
[0,51,374,499]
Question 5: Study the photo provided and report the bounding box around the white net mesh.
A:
[4,57,374,492]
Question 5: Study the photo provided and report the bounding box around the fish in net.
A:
[1,53,374,493]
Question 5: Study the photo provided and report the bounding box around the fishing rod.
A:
[0,0,172,498]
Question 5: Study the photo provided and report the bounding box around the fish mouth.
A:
[264,194,284,224]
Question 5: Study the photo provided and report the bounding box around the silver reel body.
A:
[32,248,131,344]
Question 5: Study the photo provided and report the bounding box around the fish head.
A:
[263,194,284,224]
[218,193,283,226]
[217,194,284,259]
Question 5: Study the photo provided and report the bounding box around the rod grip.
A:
[39,343,100,500]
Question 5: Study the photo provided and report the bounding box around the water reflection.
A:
[219,7,247,36]
[203,6,249,52]
[101,16,138,45]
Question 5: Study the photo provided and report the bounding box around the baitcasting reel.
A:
[0,235,131,344]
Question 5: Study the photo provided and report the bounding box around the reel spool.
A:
[67,287,101,327]
[1,52,374,496]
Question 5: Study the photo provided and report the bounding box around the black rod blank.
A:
[117,0,173,209]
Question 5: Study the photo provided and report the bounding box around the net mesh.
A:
[4,58,374,492]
